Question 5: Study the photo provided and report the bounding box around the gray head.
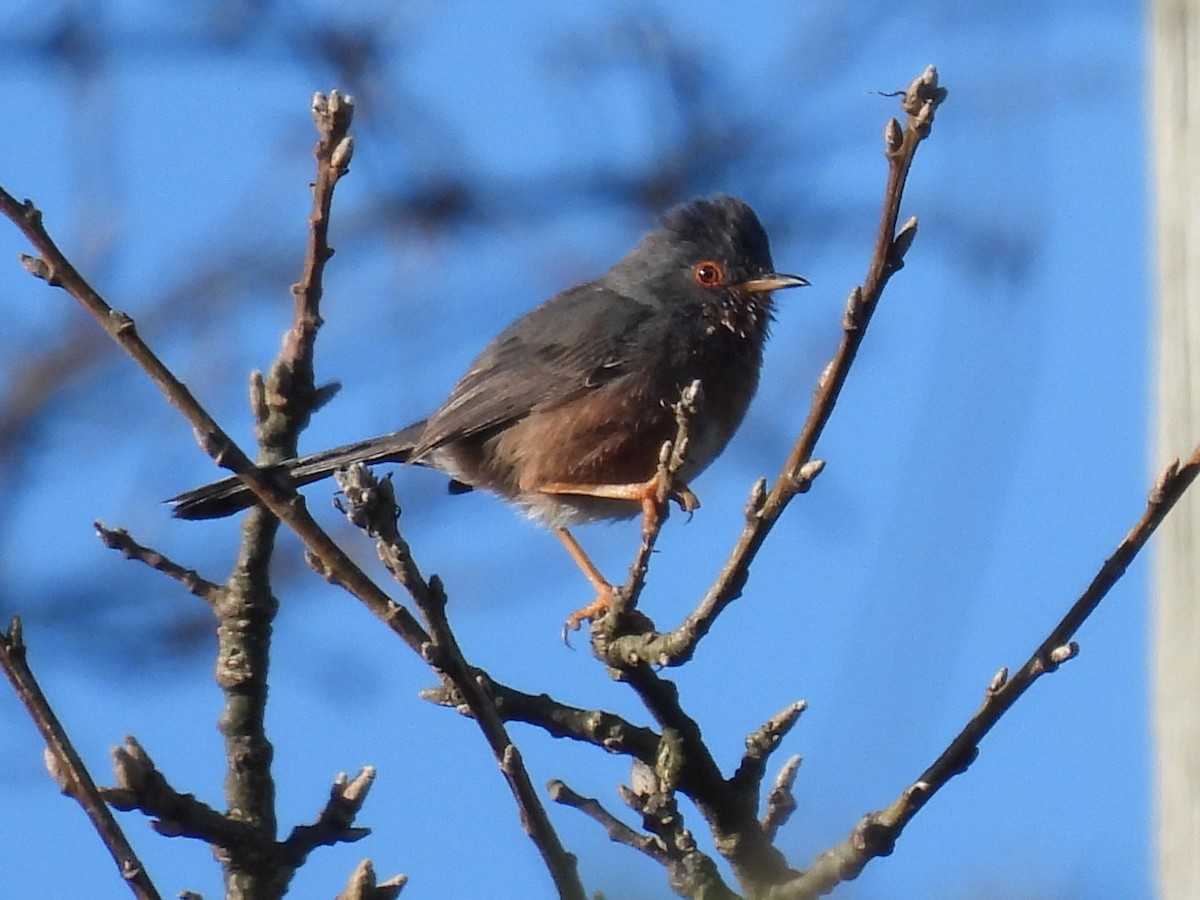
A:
[604,195,808,336]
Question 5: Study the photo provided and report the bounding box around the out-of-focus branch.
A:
[788,440,1200,897]
[602,66,947,669]
[0,619,163,900]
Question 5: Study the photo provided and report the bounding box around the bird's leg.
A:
[556,527,614,632]
[541,476,700,537]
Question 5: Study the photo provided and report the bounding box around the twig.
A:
[729,701,807,797]
[788,440,1200,897]
[548,779,670,864]
[0,165,432,662]
[623,759,744,900]
[94,522,223,604]
[281,768,376,867]
[103,737,379,892]
[336,860,408,900]
[0,90,418,897]
[103,736,247,844]
[603,67,947,668]
[550,778,743,900]
[420,672,661,762]
[609,380,703,623]
[0,619,163,900]
[213,93,358,889]
[618,665,797,894]
[334,465,587,900]
[760,756,802,841]
[260,90,354,451]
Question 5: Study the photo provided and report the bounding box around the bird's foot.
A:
[561,583,614,643]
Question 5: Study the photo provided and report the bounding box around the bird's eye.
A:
[692,260,724,286]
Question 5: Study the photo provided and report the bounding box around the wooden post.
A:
[1152,1,1200,896]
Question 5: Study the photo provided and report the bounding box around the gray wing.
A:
[412,282,656,457]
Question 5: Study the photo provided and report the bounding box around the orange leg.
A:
[555,527,615,631]
[542,473,700,535]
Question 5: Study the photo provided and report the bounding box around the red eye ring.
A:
[692,260,724,287]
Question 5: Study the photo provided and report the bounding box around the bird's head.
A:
[608,195,808,339]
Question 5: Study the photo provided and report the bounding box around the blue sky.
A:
[0,3,1152,898]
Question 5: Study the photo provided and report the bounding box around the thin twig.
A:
[603,67,947,669]
[618,665,798,894]
[103,736,247,844]
[420,672,661,763]
[548,780,670,864]
[260,90,354,450]
[609,380,703,621]
[214,93,358,893]
[94,522,223,604]
[729,701,807,797]
[281,768,376,867]
[760,756,802,841]
[336,860,408,900]
[788,440,1200,897]
[334,465,587,900]
[588,380,703,649]
[0,619,163,900]
[0,179,432,659]
[550,778,743,899]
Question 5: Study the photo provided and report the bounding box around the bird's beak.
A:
[736,273,810,293]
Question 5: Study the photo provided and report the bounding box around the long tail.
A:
[168,420,426,520]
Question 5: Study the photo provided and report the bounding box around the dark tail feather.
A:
[168,421,426,520]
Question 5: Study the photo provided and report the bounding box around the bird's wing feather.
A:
[412,283,655,456]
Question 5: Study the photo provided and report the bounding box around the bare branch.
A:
[210,94,359,881]
[549,779,670,864]
[421,672,661,763]
[789,439,1200,896]
[261,90,355,451]
[334,464,587,900]
[0,89,418,898]
[623,761,744,900]
[0,182,432,657]
[617,665,798,894]
[761,756,802,841]
[619,379,704,610]
[551,777,743,900]
[0,619,163,900]
[337,860,407,900]
[94,522,223,604]
[103,736,244,845]
[281,768,376,867]
[730,701,807,797]
[604,66,948,668]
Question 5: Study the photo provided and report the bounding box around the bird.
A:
[169,195,807,630]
